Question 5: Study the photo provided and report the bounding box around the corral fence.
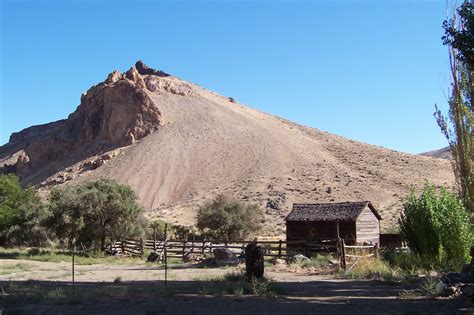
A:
[107,237,380,270]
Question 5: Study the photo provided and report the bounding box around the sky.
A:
[0,0,455,154]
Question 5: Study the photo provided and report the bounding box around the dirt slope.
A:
[420,146,452,160]
[0,62,454,235]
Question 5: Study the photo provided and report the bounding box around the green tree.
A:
[436,0,474,213]
[399,182,472,267]
[0,174,46,246]
[47,178,146,250]
[196,195,263,240]
[150,219,167,239]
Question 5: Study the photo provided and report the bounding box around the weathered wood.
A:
[355,206,380,245]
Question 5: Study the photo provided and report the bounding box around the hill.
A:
[0,61,454,235]
[420,147,452,160]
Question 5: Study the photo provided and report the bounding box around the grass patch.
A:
[343,258,406,281]
[293,254,335,269]
[0,262,32,275]
[0,247,142,265]
[0,280,176,310]
[198,271,282,298]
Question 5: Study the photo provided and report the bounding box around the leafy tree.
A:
[399,182,472,267]
[436,0,474,213]
[196,195,263,240]
[46,178,146,250]
[150,219,167,239]
[0,174,46,246]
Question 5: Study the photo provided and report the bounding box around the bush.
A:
[170,224,195,240]
[196,195,263,240]
[149,219,167,239]
[399,182,473,268]
[344,258,404,281]
[46,178,147,250]
[0,174,47,246]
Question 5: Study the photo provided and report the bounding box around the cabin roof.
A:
[285,201,382,222]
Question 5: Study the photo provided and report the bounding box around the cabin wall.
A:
[356,206,380,244]
[286,221,356,245]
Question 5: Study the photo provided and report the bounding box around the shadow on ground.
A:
[0,278,472,314]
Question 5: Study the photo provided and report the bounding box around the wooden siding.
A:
[286,220,356,245]
[355,206,380,244]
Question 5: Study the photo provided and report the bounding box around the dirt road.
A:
[0,259,472,314]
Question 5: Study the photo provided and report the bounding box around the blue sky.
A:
[1,0,453,153]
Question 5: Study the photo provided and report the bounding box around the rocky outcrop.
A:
[3,61,166,180]
[135,60,169,77]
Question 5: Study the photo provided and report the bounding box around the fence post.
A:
[201,238,206,255]
[140,238,145,258]
[374,243,379,259]
[182,240,186,260]
[191,233,195,253]
[341,239,346,270]
[305,218,309,257]
[121,240,125,256]
[153,226,157,252]
[278,240,282,258]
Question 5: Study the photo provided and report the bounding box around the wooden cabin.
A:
[285,201,382,246]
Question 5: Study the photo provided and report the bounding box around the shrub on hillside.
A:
[0,174,47,246]
[399,182,472,268]
[46,178,146,250]
[196,195,263,240]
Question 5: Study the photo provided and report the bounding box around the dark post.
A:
[182,239,186,260]
[140,238,144,258]
[305,218,309,257]
[164,246,168,287]
[341,239,347,270]
[153,226,157,252]
[72,237,76,296]
[245,241,264,279]
[278,239,282,258]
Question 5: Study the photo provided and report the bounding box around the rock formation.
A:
[2,61,164,181]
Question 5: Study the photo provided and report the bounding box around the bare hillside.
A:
[0,61,454,235]
[420,147,452,160]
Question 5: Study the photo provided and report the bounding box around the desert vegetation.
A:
[399,182,472,268]
[196,194,264,240]
[436,0,474,214]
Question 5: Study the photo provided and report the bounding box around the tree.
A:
[436,0,474,213]
[46,178,146,250]
[0,174,46,246]
[399,182,472,267]
[196,195,263,240]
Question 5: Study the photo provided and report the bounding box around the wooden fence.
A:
[108,237,377,270]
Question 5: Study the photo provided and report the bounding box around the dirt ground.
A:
[0,259,473,314]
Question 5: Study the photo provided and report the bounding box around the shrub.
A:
[149,219,167,239]
[46,178,147,250]
[399,182,472,268]
[0,174,47,246]
[196,195,263,240]
[293,254,335,269]
[344,258,403,281]
[170,224,195,240]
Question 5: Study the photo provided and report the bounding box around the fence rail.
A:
[107,237,379,270]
